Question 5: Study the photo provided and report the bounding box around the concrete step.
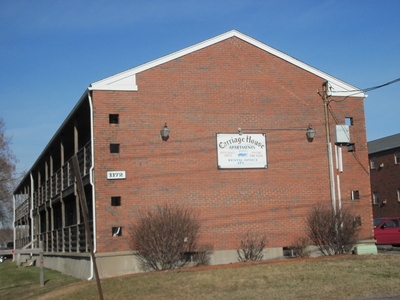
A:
[21,258,36,267]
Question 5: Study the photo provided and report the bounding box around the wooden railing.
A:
[15,197,30,222]
[15,236,31,250]
[28,221,93,253]
[32,142,91,208]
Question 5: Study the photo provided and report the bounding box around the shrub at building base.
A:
[290,236,311,258]
[306,203,359,256]
[237,232,267,262]
[128,204,201,271]
[191,244,213,266]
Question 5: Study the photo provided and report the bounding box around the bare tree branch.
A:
[0,118,18,226]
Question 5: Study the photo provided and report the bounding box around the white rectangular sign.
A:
[107,171,126,180]
[217,133,267,169]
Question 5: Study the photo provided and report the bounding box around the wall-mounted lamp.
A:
[380,199,387,208]
[306,125,316,142]
[160,122,170,141]
[238,124,316,142]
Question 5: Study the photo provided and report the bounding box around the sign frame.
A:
[216,133,267,169]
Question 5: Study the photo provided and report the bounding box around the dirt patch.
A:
[38,281,90,300]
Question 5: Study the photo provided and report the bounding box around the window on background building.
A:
[372,192,379,205]
[370,157,376,169]
[351,190,360,201]
[109,114,119,124]
[397,188,400,202]
[395,152,400,165]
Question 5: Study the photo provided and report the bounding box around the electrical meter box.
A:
[335,125,350,144]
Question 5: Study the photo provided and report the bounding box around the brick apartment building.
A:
[368,133,400,218]
[13,30,373,279]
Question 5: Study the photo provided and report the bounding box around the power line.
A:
[329,77,400,95]
[363,77,400,92]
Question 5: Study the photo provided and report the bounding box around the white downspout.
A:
[336,146,343,211]
[87,90,97,280]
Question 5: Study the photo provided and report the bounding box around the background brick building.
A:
[13,30,373,278]
[368,133,400,218]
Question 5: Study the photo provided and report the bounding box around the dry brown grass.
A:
[2,254,400,299]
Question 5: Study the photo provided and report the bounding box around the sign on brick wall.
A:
[107,171,126,180]
[216,133,267,169]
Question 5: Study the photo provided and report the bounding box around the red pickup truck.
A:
[374,217,400,245]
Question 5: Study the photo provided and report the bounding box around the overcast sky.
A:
[1,0,399,174]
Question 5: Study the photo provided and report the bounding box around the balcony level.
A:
[32,141,91,210]
[14,142,92,251]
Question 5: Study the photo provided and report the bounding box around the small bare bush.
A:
[290,237,310,258]
[192,244,213,266]
[237,232,267,262]
[306,203,359,256]
[129,204,200,271]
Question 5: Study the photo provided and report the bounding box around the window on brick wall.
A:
[345,117,354,126]
[109,114,119,124]
[111,196,121,206]
[395,152,400,165]
[351,190,360,201]
[372,192,379,205]
[370,157,377,169]
[112,227,122,237]
[110,143,120,153]
[397,188,400,202]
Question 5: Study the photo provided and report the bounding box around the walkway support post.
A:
[39,241,44,286]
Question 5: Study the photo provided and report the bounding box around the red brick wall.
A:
[370,148,400,218]
[91,37,373,253]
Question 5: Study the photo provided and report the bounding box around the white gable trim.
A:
[89,30,365,98]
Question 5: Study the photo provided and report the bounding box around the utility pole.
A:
[72,155,104,300]
[322,81,337,214]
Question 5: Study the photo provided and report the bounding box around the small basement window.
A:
[109,114,119,124]
[111,196,121,206]
[110,143,120,153]
[353,216,362,227]
[112,227,122,237]
[351,190,360,201]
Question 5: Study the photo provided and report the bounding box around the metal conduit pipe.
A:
[87,90,97,281]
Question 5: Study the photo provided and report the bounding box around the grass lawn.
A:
[1,254,400,299]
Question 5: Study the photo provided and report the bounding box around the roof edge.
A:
[90,30,365,97]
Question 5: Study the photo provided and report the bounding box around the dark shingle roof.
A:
[368,133,400,154]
